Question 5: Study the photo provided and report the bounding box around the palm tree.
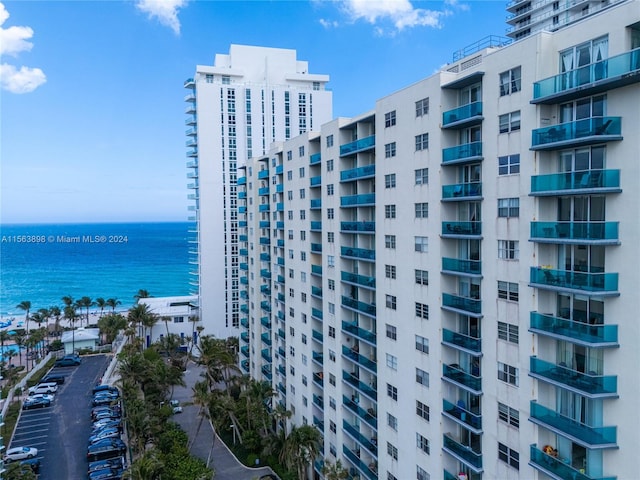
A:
[95,298,107,318]
[97,313,127,344]
[321,459,349,480]
[106,298,121,313]
[64,305,79,353]
[127,303,152,351]
[134,289,151,303]
[141,311,158,350]
[190,380,212,452]
[76,296,94,327]
[0,330,10,377]
[61,295,74,308]
[123,448,164,480]
[49,306,61,335]
[281,425,321,480]
[16,300,31,332]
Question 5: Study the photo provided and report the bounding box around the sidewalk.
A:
[172,363,278,480]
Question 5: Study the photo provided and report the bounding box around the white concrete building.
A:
[184,45,333,339]
[138,295,199,348]
[239,3,640,479]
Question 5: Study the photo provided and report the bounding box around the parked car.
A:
[88,427,121,444]
[28,382,58,395]
[93,396,119,407]
[92,411,121,422]
[55,355,81,367]
[20,458,41,474]
[93,385,119,395]
[170,399,183,414]
[87,438,126,462]
[92,419,122,432]
[4,446,38,462]
[22,397,51,410]
[88,466,124,480]
[42,373,65,384]
[88,456,125,475]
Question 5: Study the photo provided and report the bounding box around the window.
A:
[287,190,293,201]
[300,251,306,261]
[499,111,521,133]
[498,322,519,344]
[329,350,336,361]
[385,205,396,219]
[328,302,335,314]
[387,383,398,400]
[416,434,430,455]
[417,466,430,480]
[387,413,398,430]
[415,133,429,151]
[385,142,397,158]
[498,443,520,470]
[416,97,429,116]
[416,368,429,387]
[499,154,520,175]
[385,110,397,127]
[287,150,293,161]
[415,335,429,354]
[387,442,398,460]
[415,203,428,218]
[416,401,430,421]
[386,353,398,370]
[328,326,335,338]
[329,396,336,409]
[415,269,428,285]
[287,170,293,181]
[415,302,429,319]
[329,420,336,433]
[385,265,396,279]
[415,168,428,185]
[300,230,306,241]
[327,208,334,219]
[299,167,305,178]
[327,159,334,171]
[299,146,305,157]
[327,232,334,243]
[326,134,334,147]
[498,281,519,302]
[498,362,519,386]
[300,210,305,220]
[327,255,335,267]
[414,236,428,252]
[498,240,519,260]
[329,373,336,386]
[498,402,520,428]
[326,184,334,195]
[386,324,397,340]
[385,235,396,249]
[498,198,519,217]
[386,295,397,310]
[300,188,306,199]
[385,174,396,188]
[328,279,335,290]
[499,66,521,96]
[301,293,307,303]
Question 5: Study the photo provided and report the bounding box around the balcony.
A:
[531,117,622,151]
[260,316,271,328]
[259,237,270,246]
[442,101,483,129]
[310,221,322,231]
[185,116,197,126]
[312,371,324,387]
[277,328,285,340]
[342,371,377,400]
[241,317,249,328]
[340,193,376,207]
[240,359,249,372]
[340,164,375,182]
[239,263,248,271]
[442,293,482,316]
[275,165,283,175]
[342,296,376,317]
[260,253,271,262]
[261,364,272,380]
[312,308,323,320]
[311,286,323,298]
[259,220,270,228]
[239,234,248,242]
[240,332,249,343]
[237,176,247,185]
[313,415,324,432]
[442,328,481,354]
[441,221,482,238]
[442,398,482,433]
[276,275,285,284]
[529,444,616,480]
[343,395,377,429]
[442,364,482,394]
[533,47,640,104]
[277,382,286,395]
[183,77,195,87]
[340,246,375,262]
[442,182,482,201]
[342,345,377,372]
[240,277,248,286]
[343,420,377,456]
[257,170,269,179]
[310,199,322,209]
[258,187,270,196]
[276,203,284,211]
[530,169,621,196]
[530,222,619,245]
[312,351,323,366]
[442,258,482,277]
[529,312,618,347]
[339,135,375,157]
[311,243,322,253]
[261,348,272,363]
[529,267,619,296]
[278,347,286,359]
[529,401,617,448]
[529,356,617,398]
[342,321,376,346]
[312,329,323,344]
[442,434,483,472]
[260,300,271,312]
[342,445,377,480]
[240,346,249,358]
[340,221,375,234]
[261,332,272,346]
[310,152,321,165]
[442,141,483,165]
[260,269,271,280]
[341,271,376,289]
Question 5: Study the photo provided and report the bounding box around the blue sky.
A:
[1,0,507,224]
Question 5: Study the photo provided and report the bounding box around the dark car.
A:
[22,396,51,410]
[88,456,125,475]
[20,458,41,474]
[88,427,121,444]
[88,466,124,480]
[87,438,126,462]
[42,373,65,384]
[55,355,81,367]
[92,419,122,433]
[93,385,119,395]
[93,396,119,407]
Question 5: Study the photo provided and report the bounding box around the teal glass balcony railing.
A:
[444,471,482,480]
[311,286,323,298]
[312,352,323,366]
[530,401,617,447]
[310,176,322,187]
[530,222,619,244]
[277,364,286,377]
[342,445,378,480]
[185,116,197,126]
[529,267,619,294]
[239,248,248,256]
[240,317,249,328]
[312,308,323,320]
[276,275,285,284]
[531,169,620,195]
[340,221,375,233]
[313,415,324,432]
[240,291,249,300]
[278,347,286,358]
[311,243,322,253]
[312,371,324,387]
[260,269,271,279]
[238,191,246,199]
[240,346,249,358]
[257,170,269,179]
[237,176,247,185]
[310,221,322,231]
[312,329,323,343]
[240,332,249,343]
[261,349,272,363]
[442,182,482,200]
[443,398,482,431]
[531,117,622,150]
[260,253,271,262]
[277,257,284,266]
[442,328,481,353]
[259,237,270,245]
[277,382,286,395]
[311,264,323,276]
[310,199,322,209]
[276,184,283,193]
[260,316,271,328]
[239,263,248,271]
[342,296,376,316]
[238,206,247,214]
[533,47,640,102]
[277,310,285,321]
[240,277,248,286]
[239,234,248,242]
[442,293,482,315]
[276,203,284,211]
[339,135,376,157]
[529,356,617,397]
[260,300,271,311]
[442,257,482,276]
[340,164,375,182]
[342,321,376,345]
[340,193,376,207]
[277,328,285,339]
[343,420,377,456]
[277,292,285,302]
[258,187,270,196]
[310,152,321,165]
[442,141,482,165]
[261,364,272,380]
[261,332,272,346]
[240,359,249,372]
[341,271,376,289]
[275,165,283,174]
[240,304,249,314]
[442,364,482,393]
[442,434,482,470]
[259,220,270,228]
[343,395,377,429]
[277,239,285,247]
[342,371,377,399]
[529,312,618,346]
[442,101,483,128]
[342,345,377,372]
[442,221,482,237]
[341,246,375,261]
[529,444,616,480]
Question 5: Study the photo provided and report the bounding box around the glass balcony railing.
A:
[343,395,377,429]
[442,364,482,393]
[260,269,271,279]
[260,253,271,262]
[310,199,322,209]
[312,308,323,320]
[531,169,620,195]
[339,135,376,157]
[442,293,482,315]
[442,101,483,127]
[529,312,618,346]
[259,237,270,245]
[343,420,377,456]
[442,182,482,200]
[342,371,377,399]
[311,264,322,276]
[310,221,322,231]
[340,164,375,182]
[275,184,283,193]
[342,321,376,345]
[239,234,248,242]
[261,332,272,346]
[442,257,482,276]
[312,329,323,343]
[259,220,270,228]
[442,141,482,165]
[310,152,321,165]
[261,364,272,380]
[238,206,247,214]
[240,359,249,372]
[240,346,249,357]
[278,347,286,358]
[531,117,622,150]
[239,263,248,271]
[277,364,286,377]
[275,164,283,175]
[277,328,285,339]
[529,444,616,480]
[443,398,482,431]
[533,47,640,102]
[340,193,376,207]
[530,222,619,243]
[442,328,481,353]
[529,401,617,447]
[260,300,271,311]
[312,372,324,387]
[342,296,376,316]
[311,243,322,253]
[529,267,619,294]
[444,470,482,480]
[310,176,322,187]
[340,246,375,261]
[257,170,269,179]
[261,348,272,363]
[311,286,323,298]
[342,445,378,480]
[442,221,482,237]
[529,356,617,397]
[260,316,271,328]
[277,239,285,247]
[240,277,248,286]
[277,311,285,321]
[276,275,285,284]
[342,345,377,372]
[240,332,249,343]
[258,187,270,196]
[313,415,324,432]
[340,221,376,234]
[277,382,286,395]
[442,434,482,470]
[312,352,323,366]
[240,317,249,328]
[277,257,284,266]
[341,271,376,289]
[257,204,268,212]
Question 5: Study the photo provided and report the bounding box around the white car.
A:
[29,393,54,402]
[170,399,183,414]
[4,446,38,462]
[28,383,58,395]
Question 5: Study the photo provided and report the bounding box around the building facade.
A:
[239,2,640,479]
[185,45,332,339]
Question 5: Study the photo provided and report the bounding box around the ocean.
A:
[0,222,192,317]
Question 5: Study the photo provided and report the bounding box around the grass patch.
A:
[2,401,22,443]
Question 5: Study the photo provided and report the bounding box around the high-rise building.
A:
[184,45,332,339]
[239,2,640,479]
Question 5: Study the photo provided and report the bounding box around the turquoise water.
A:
[0,222,192,317]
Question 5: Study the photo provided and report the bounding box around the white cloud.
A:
[319,18,339,29]
[0,2,46,94]
[135,0,188,35]
[341,0,447,31]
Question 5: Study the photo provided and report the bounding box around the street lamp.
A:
[230,424,236,444]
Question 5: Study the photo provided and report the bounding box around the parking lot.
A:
[8,354,112,479]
